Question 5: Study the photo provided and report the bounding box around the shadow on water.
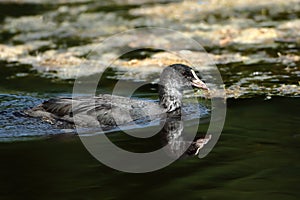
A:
[0,2,56,22]
[0,61,73,93]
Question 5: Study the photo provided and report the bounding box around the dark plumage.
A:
[25,64,208,129]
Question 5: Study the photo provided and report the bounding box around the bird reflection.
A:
[160,110,211,158]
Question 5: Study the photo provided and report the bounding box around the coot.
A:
[25,64,209,128]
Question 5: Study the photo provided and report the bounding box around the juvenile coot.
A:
[25,64,209,128]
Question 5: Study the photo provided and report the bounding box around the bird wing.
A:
[37,94,161,128]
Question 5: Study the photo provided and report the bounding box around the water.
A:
[0,0,299,199]
[0,97,299,199]
[0,61,299,199]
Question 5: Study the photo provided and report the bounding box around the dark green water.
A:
[0,61,299,199]
[0,97,299,200]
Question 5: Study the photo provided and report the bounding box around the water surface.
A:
[0,97,299,199]
[0,0,299,199]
